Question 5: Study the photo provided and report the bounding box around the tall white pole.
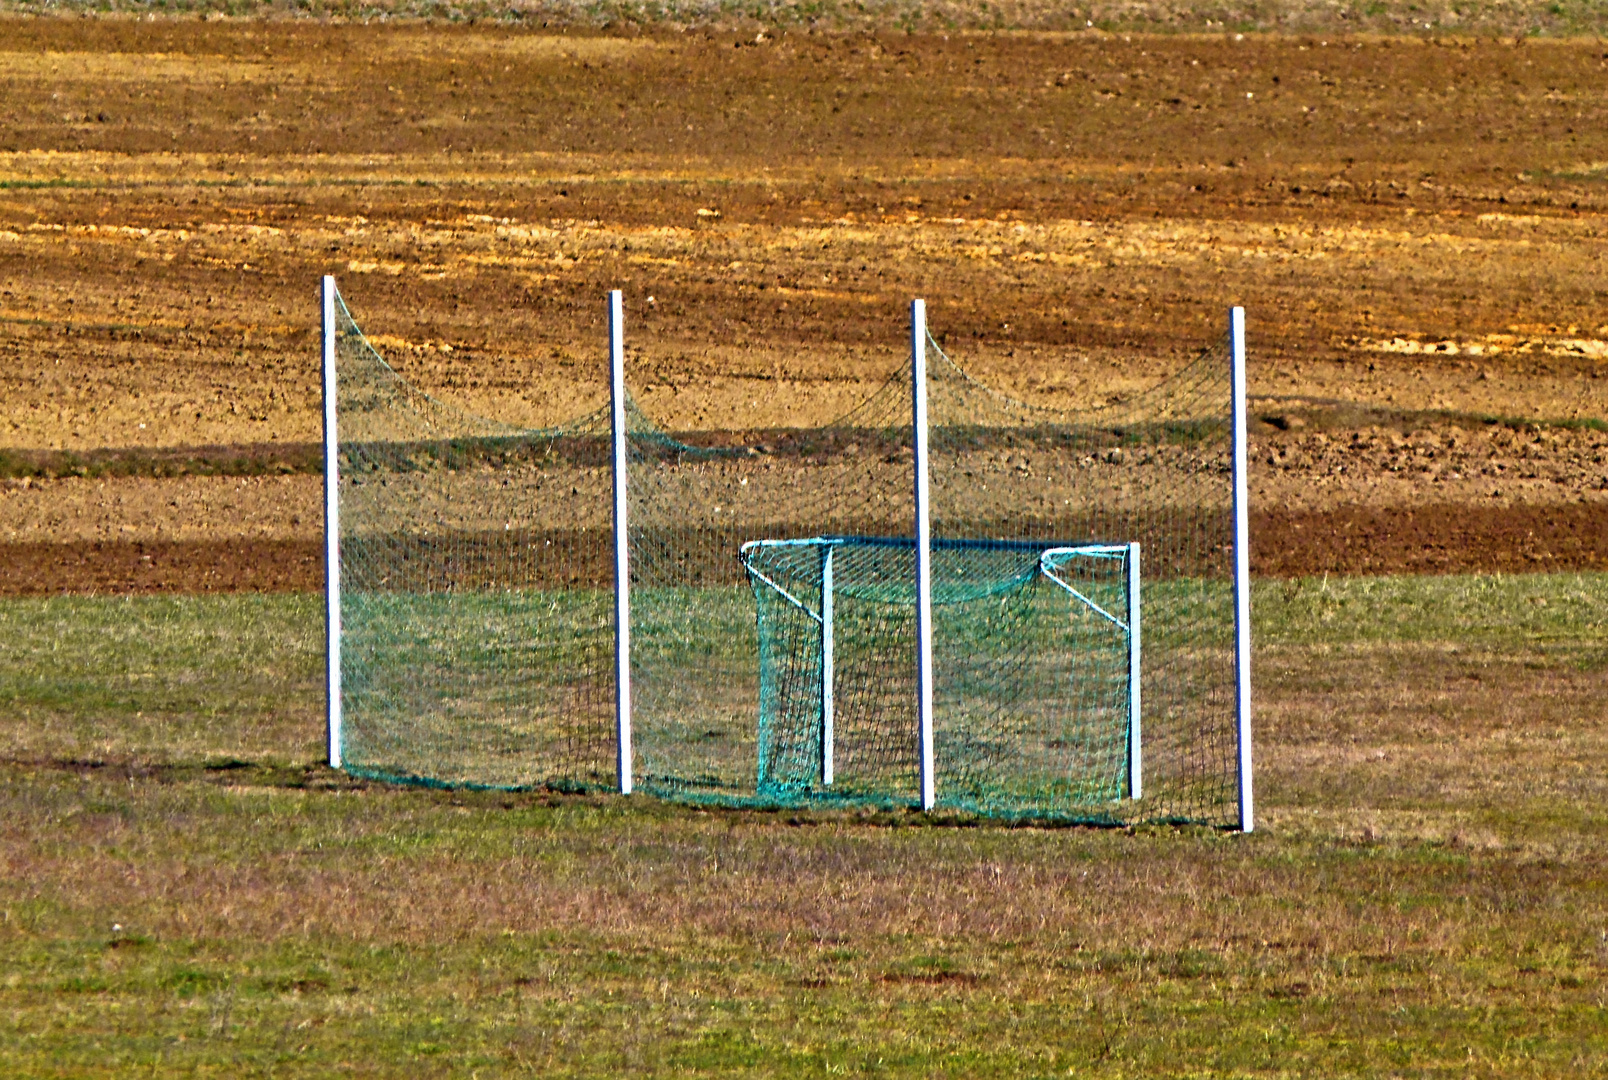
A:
[321,275,342,770]
[1230,306,1254,833]
[911,299,936,812]
[1126,540,1142,801]
[610,290,633,796]
[820,544,835,788]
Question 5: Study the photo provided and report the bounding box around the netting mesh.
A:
[625,322,1239,825]
[624,380,914,804]
[740,538,1135,814]
[925,332,1239,825]
[332,290,616,790]
[330,288,1239,825]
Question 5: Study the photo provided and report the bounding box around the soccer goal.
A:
[739,536,1142,814]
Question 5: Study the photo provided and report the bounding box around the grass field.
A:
[1,573,1604,1076]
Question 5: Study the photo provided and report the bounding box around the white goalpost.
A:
[819,543,835,788]
[1127,539,1143,801]
[322,274,342,771]
[1230,305,1254,833]
[610,289,633,797]
[910,299,937,813]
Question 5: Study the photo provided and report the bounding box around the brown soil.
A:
[5,0,1603,39]
[8,503,1607,595]
[0,538,321,594]
[1251,418,1608,510]
[1253,503,1608,576]
[2,19,1606,590]
[0,474,319,543]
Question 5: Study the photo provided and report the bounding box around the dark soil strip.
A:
[4,504,1606,596]
[0,539,324,595]
[1252,504,1608,577]
[0,443,323,481]
[6,400,1601,482]
[4,398,1600,484]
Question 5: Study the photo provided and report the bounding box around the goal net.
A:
[740,536,1137,813]
[324,282,616,790]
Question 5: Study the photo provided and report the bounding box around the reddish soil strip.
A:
[0,539,323,596]
[5,504,1607,596]
[1253,504,1608,578]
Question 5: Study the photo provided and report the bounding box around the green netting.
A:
[625,321,1241,825]
[623,378,914,805]
[330,287,1240,825]
[925,332,1240,826]
[740,537,1134,815]
[332,289,616,790]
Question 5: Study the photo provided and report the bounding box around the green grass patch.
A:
[0,573,1604,1074]
[2,572,1604,768]
[0,593,323,764]
[1259,571,1608,647]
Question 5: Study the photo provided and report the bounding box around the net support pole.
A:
[820,544,835,787]
[1230,305,1254,833]
[1126,540,1142,800]
[321,275,342,771]
[911,299,936,812]
[610,290,633,796]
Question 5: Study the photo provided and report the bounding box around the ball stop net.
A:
[622,377,914,805]
[921,330,1240,825]
[327,284,1245,827]
[621,322,1239,824]
[328,286,616,791]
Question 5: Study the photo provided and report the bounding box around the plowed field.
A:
[2,19,1606,587]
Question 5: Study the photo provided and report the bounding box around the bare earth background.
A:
[1,17,1606,589]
